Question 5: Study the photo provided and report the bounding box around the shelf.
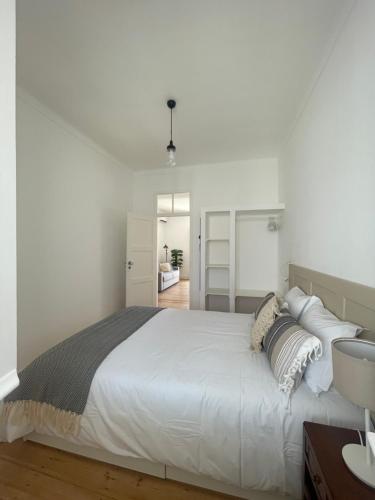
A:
[206,288,229,296]
[235,204,285,214]
[206,264,229,269]
[206,212,230,241]
[203,203,285,213]
[235,289,269,297]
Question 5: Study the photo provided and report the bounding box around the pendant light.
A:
[166,99,176,167]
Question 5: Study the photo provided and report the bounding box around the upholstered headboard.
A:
[289,264,375,331]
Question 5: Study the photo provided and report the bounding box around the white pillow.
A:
[300,302,361,394]
[284,286,322,321]
[159,262,172,272]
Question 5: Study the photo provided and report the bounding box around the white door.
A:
[126,213,157,307]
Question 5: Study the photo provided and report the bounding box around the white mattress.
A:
[2,308,363,498]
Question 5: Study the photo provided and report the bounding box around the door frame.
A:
[154,192,192,308]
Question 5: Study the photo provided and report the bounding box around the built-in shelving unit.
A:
[235,289,269,297]
[206,287,230,295]
[201,210,231,312]
[200,204,285,313]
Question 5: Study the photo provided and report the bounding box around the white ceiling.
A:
[17,0,352,170]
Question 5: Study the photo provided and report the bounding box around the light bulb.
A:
[167,149,176,167]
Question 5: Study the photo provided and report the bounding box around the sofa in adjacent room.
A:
[158,263,180,292]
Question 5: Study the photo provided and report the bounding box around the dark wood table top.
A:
[304,421,375,499]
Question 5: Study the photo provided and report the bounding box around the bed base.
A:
[24,432,293,500]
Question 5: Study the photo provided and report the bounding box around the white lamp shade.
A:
[332,338,375,411]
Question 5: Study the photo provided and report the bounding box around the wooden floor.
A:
[0,439,234,500]
[158,279,190,309]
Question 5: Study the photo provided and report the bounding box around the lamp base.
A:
[342,443,375,488]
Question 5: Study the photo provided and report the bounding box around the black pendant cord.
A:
[170,107,173,143]
[166,99,176,153]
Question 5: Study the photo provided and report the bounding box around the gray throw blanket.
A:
[2,306,162,436]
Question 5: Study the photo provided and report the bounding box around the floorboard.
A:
[158,279,190,309]
[0,440,234,500]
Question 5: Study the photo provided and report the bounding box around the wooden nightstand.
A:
[303,422,375,500]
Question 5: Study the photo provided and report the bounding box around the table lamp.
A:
[332,338,375,488]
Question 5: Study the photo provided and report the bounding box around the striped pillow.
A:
[264,314,322,395]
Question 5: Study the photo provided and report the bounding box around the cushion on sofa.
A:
[160,262,172,272]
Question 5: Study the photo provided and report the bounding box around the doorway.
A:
[157,215,190,309]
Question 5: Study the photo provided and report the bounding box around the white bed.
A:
[1,307,364,499]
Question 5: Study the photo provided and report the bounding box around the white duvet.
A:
[2,308,363,498]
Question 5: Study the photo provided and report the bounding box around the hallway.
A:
[158,280,190,309]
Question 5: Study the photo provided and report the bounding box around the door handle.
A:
[127,260,134,270]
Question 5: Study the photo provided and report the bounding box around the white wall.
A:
[279,0,375,291]
[0,0,18,398]
[236,214,279,292]
[17,90,133,368]
[133,159,279,308]
[158,217,190,279]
